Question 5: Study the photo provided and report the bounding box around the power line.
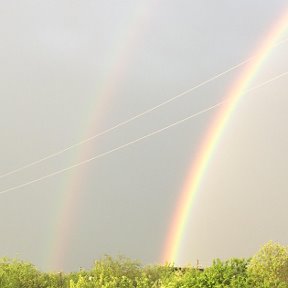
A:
[0,71,287,196]
[0,62,245,179]
[1,37,287,180]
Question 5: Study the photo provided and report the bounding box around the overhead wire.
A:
[0,71,287,196]
[0,37,288,180]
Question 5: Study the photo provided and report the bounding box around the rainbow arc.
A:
[163,10,288,264]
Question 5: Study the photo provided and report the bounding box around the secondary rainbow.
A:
[46,2,161,271]
[163,9,288,264]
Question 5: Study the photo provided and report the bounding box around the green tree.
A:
[248,241,288,287]
[194,258,250,288]
[0,258,42,288]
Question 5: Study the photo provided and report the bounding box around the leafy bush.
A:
[1,241,288,287]
[248,241,288,287]
[0,258,41,288]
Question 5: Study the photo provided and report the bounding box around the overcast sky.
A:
[0,0,288,272]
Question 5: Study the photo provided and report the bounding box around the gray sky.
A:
[0,0,288,271]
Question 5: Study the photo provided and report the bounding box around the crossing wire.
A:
[0,71,287,196]
[0,37,288,180]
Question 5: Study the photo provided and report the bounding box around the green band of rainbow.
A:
[163,10,288,264]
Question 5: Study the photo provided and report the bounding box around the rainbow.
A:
[163,10,288,264]
[46,2,160,271]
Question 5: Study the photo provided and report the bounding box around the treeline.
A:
[1,241,288,287]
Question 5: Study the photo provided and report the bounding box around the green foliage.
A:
[194,258,251,288]
[0,257,42,288]
[141,263,176,286]
[248,241,288,287]
[91,255,141,286]
[38,272,69,288]
[1,242,288,287]
[69,255,142,287]
[0,258,70,288]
